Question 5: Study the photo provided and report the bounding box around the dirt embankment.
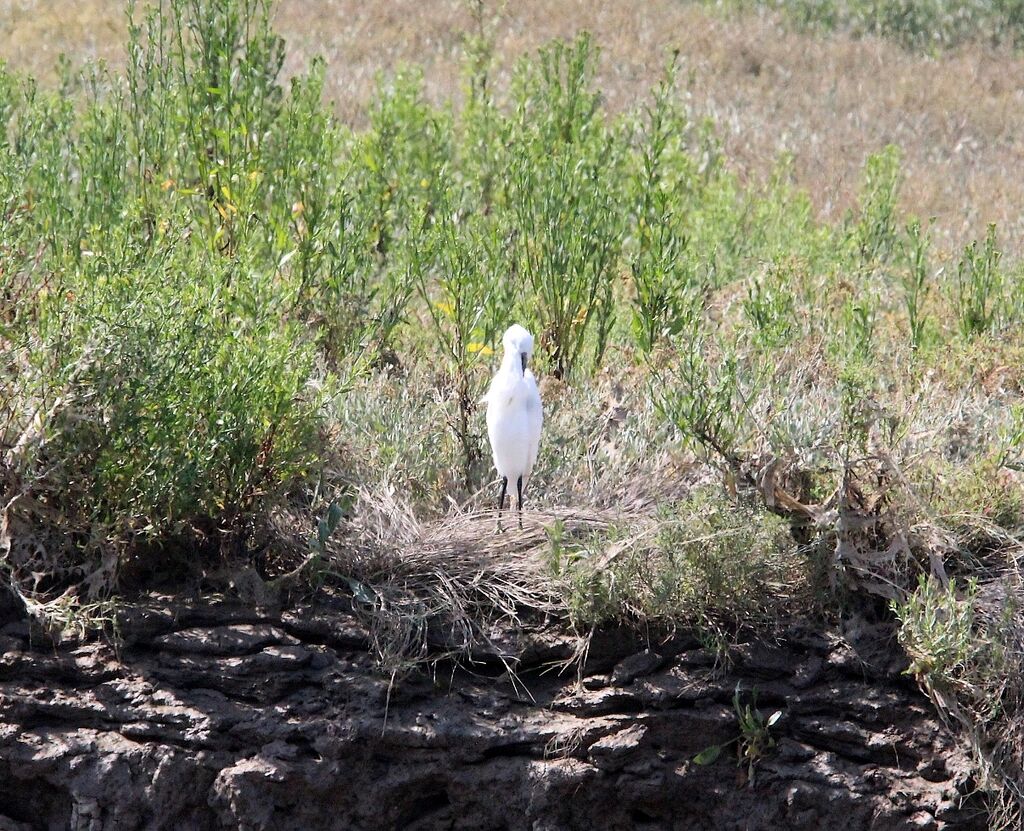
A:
[0,584,984,831]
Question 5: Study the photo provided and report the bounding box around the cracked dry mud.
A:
[0,585,985,831]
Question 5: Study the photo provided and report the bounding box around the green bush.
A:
[554,490,803,631]
[955,223,1005,339]
[629,57,700,352]
[8,254,321,585]
[896,576,1016,722]
[850,145,902,269]
[505,35,626,379]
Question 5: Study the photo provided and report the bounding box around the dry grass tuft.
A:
[326,485,630,675]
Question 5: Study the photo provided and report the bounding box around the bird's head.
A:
[502,324,534,375]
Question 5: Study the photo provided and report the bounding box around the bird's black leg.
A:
[496,476,508,532]
[516,475,524,530]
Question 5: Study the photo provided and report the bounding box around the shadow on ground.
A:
[0,584,986,830]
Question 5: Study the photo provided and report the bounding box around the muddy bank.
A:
[0,587,984,830]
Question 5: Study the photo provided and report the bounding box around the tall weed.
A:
[408,190,512,491]
[507,35,625,379]
[956,223,1004,339]
[629,56,699,352]
[851,145,901,269]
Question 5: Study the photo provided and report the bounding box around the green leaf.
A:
[344,576,375,604]
[326,500,344,531]
[693,744,722,766]
[317,518,330,546]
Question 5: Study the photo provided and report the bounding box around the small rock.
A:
[0,636,23,655]
[280,614,367,650]
[156,625,298,656]
[908,811,937,829]
[917,757,949,783]
[243,645,312,671]
[114,605,176,646]
[553,687,639,716]
[588,723,648,771]
[0,621,29,640]
[610,649,667,686]
[308,648,332,670]
[792,655,824,689]
[774,738,815,763]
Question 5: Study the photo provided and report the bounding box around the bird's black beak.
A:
[520,352,528,375]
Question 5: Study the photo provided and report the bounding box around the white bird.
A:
[484,324,543,530]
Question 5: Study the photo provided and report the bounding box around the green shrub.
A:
[900,217,932,350]
[554,490,804,631]
[851,145,902,269]
[628,56,700,352]
[408,187,513,491]
[10,255,322,584]
[896,576,1016,721]
[716,0,1024,51]
[743,264,797,349]
[955,223,1004,339]
[654,326,750,464]
[505,35,626,379]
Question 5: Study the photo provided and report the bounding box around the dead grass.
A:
[322,484,627,675]
[0,0,124,76]
[4,0,1023,252]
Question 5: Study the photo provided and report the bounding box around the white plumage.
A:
[484,324,543,528]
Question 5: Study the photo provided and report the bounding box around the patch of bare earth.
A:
[0,585,987,830]
[3,1,1022,252]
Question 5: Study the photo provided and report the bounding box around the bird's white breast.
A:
[486,370,542,482]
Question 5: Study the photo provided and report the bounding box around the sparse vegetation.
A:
[0,0,1022,823]
[715,0,1024,51]
[694,686,783,787]
[548,489,814,673]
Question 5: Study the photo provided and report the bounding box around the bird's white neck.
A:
[501,350,527,377]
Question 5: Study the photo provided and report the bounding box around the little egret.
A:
[484,324,543,530]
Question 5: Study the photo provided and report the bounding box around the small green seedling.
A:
[693,685,782,787]
[310,497,374,604]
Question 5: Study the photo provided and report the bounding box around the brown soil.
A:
[0,585,985,830]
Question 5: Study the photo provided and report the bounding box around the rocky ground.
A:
[0,584,985,830]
